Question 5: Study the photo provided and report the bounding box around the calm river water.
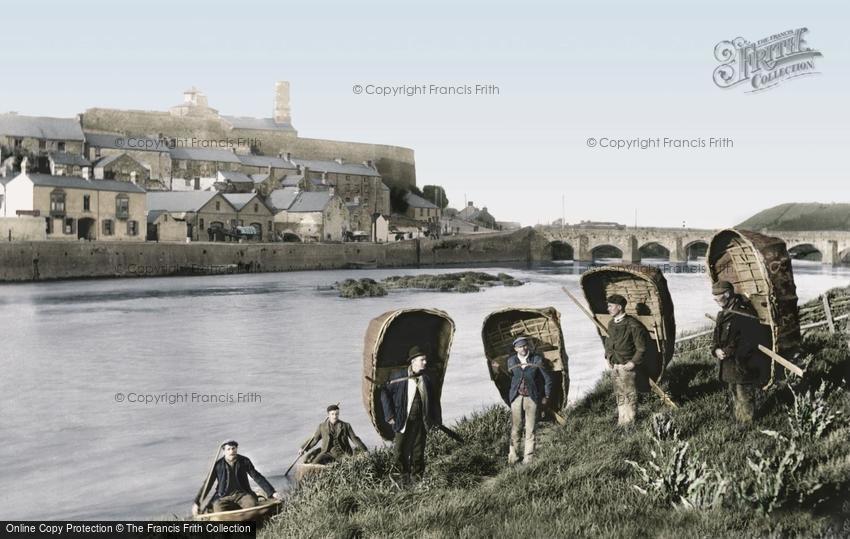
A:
[1,260,848,520]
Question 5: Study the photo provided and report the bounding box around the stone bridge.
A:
[536,226,850,265]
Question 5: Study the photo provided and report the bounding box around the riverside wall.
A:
[0,228,539,282]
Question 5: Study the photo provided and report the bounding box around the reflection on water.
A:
[0,260,847,519]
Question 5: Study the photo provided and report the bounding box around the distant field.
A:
[739,203,850,231]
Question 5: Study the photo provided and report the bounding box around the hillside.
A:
[738,203,850,231]
[262,287,850,538]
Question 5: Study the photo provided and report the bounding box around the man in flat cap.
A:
[298,404,368,465]
[711,280,771,423]
[381,345,443,482]
[192,440,281,516]
[504,335,553,465]
[604,294,648,426]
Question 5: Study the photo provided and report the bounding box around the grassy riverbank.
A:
[263,288,850,538]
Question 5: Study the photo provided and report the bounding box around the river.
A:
[0,260,848,520]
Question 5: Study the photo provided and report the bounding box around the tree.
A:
[422,185,449,209]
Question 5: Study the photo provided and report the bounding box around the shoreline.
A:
[0,228,538,283]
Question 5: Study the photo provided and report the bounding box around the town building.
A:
[146,191,239,242]
[458,201,497,229]
[0,113,85,157]
[92,153,150,185]
[2,160,146,241]
[222,193,275,241]
[404,192,441,223]
[84,132,171,189]
[48,152,92,177]
[272,190,348,242]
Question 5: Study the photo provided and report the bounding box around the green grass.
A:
[737,202,850,231]
[263,287,850,538]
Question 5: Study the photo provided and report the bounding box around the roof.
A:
[18,173,145,193]
[169,147,242,163]
[237,153,295,169]
[280,175,303,187]
[221,115,295,131]
[287,191,334,213]
[49,152,91,167]
[147,209,165,224]
[146,191,218,212]
[0,114,85,141]
[222,193,260,211]
[290,158,378,176]
[404,192,439,209]
[84,132,168,152]
[217,170,253,183]
[267,187,299,211]
[92,153,134,169]
[251,173,269,184]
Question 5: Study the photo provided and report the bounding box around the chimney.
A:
[21,157,28,175]
[334,157,343,165]
[130,171,137,184]
[194,177,200,190]
[329,186,335,197]
[274,81,292,125]
[82,166,91,180]
[295,164,302,175]
[277,152,283,159]
[286,152,292,162]
[366,159,374,169]
[321,171,328,181]
[468,201,474,207]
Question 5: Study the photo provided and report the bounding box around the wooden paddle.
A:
[196,441,226,514]
[704,313,803,377]
[562,286,679,410]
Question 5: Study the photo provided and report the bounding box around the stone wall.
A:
[0,217,46,241]
[0,228,538,282]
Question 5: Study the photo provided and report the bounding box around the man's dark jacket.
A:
[380,369,442,433]
[505,353,553,405]
[712,295,771,384]
[604,315,648,367]
[194,454,275,506]
[301,419,367,455]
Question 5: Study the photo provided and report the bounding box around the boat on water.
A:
[362,308,455,440]
[579,264,676,386]
[481,307,570,412]
[194,496,282,522]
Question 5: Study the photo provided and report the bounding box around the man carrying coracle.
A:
[502,335,553,465]
[711,280,771,423]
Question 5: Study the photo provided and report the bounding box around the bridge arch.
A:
[788,243,823,262]
[591,244,623,261]
[684,240,709,260]
[548,240,574,261]
[638,241,671,261]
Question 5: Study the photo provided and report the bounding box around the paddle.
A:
[195,441,226,515]
[193,499,283,521]
[283,453,303,477]
[704,313,804,377]
[562,286,679,410]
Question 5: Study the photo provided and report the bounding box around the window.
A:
[50,189,66,216]
[215,201,221,211]
[115,195,129,219]
[57,142,66,152]
[64,218,76,235]
[267,221,272,232]
[200,218,205,229]
[39,140,46,150]
[45,217,53,234]
[103,219,113,235]
[127,220,138,236]
[230,219,238,228]
[13,138,22,148]
[83,195,91,212]
[95,147,101,158]
[254,203,258,212]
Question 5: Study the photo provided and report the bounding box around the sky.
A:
[1,0,846,228]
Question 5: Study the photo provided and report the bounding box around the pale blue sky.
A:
[2,0,846,227]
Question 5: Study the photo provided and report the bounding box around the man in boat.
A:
[505,335,553,465]
[711,280,771,424]
[298,404,368,464]
[380,345,442,483]
[604,294,648,427]
[192,440,281,516]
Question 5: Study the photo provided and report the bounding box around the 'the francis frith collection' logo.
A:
[713,28,822,93]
